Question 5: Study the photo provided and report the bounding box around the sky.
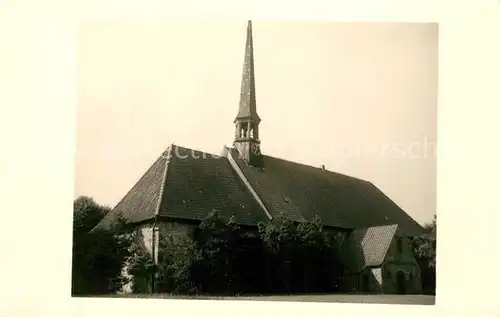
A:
[76,21,437,225]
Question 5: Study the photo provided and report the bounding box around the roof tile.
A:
[159,146,267,225]
[341,224,398,273]
[94,148,169,230]
[227,148,424,235]
[94,145,424,237]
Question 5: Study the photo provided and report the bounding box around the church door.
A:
[396,271,406,294]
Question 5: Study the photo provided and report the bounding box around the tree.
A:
[410,215,436,294]
[258,213,299,292]
[150,211,262,295]
[127,235,159,293]
[71,196,132,295]
[192,212,241,294]
[125,210,343,295]
[296,215,341,293]
[73,196,111,235]
[148,211,242,295]
[155,224,201,294]
[258,213,341,293]
[413,215,436,267]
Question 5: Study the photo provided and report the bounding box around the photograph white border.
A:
[1,1,499,317]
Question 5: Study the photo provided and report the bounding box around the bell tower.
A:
[233,20,262,166]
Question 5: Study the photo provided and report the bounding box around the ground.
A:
[92,294,435,305]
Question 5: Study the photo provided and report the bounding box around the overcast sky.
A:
[76,21,437,225]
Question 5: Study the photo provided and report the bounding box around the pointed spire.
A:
[234,20,261,123]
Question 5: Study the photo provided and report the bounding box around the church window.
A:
[396,237,403,253]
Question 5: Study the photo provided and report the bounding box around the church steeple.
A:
[233,20,262,166]
[234,20,261,124]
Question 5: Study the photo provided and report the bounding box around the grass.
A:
[88,293,435,305]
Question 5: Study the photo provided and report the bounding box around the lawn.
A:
[92,293,435,305]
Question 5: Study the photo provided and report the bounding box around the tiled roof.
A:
[341,224,398,273]
[158,145,267,226]
[93,149,169,230]
[94,145,424,237]
[93,145,267,231]
[226,148,424,236]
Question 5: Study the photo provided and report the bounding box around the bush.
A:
[71,216,132,295]
[125,211,343,295]
[259,213,341,293]
[409,215,436,294]
[157,225,201,294]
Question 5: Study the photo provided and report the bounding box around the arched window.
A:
[396,237,403,253]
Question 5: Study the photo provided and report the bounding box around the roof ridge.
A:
[170,144,221,158]
[154,144,174,216]
[226,148,273,220]
[90,146,171,232]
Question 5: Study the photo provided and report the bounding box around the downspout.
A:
[151,217,160,293]
[151,145,173,293]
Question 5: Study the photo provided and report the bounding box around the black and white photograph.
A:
[73,21,437,305]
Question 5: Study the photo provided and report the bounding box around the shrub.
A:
[71,217,132,295]
[72,196,132,295]
[125,211,343,295]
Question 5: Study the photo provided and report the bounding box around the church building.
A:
[94,21,425,294]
